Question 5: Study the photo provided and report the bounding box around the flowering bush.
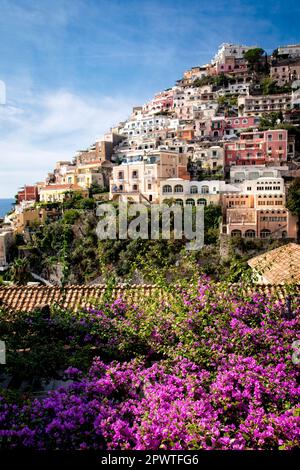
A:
[0,279,299,450]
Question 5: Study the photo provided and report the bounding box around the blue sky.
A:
[0,0,299,197]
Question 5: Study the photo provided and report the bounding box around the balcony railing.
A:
[111,189,139,194]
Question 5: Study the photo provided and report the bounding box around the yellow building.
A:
[13,208,47,234]
[39,184,88,203]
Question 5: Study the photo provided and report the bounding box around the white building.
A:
[160,178,240,205]
[278,44,300,58]
[120,115,171,138]
[238,177,285,195]
[212,43,255,65]
[230,165,289,183]
[217,83,250,96]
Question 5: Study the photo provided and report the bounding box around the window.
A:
[201,185,209,194]
[245,230,255,238]
[175,199,183,206]
[148,183,152,190]
[197,198,207,206]
[174,185,183,193]
[133,184,138,191]
[279,134,283,140]
[190,186,198,194]
[267,134,273,141]
[260,229,271,239]
[186,199,195,206]
[162,185,172,193]
[132,170,138,179]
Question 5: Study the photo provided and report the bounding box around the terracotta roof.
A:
[0,283,299,313]
[0,285,166,312]
[248,243,300,284]
[39,184,84,191]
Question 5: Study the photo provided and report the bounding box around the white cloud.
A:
[0,89,136,197]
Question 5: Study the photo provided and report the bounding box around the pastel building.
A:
[229,165,289,183]
[193,145,224,171]
[17,185,39,203]
[120,115,171,142]
[12,207,47,234]
[270,60,300,86]
[217,82,250,96]
[110,151,189,203]
[238,94,292,116]
[212,43,253,75]
[225,129,288,166]
[39,184,88,203]
[221,177,297,239]
[75,139,115,165]
[224,116,260,136]
[160,179,239,206]
[142,89,174,115]
[277,44,300,58]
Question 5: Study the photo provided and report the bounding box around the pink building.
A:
[17,185,39,203]
[270,60,300,86]
[211,116,261,138]
[215,57,248,75]
[210,117,227,138]
[225,129,288,166]
[225,116,260,131]
[143,90,174,115]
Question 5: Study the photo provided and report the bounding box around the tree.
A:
[88,182,106,197]
[259,112,283,129]
[244,48,265,73]
[286,178,300,240]
[261,77,278,95]
[193,76,214,87]
[213,73,229,88]
[286,178,300,217]
[9,258,29,285]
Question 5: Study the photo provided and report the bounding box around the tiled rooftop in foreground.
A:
[0,284,299,312]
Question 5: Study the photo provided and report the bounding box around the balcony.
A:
[111,188,139,194]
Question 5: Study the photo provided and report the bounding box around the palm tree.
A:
[10,258,29,285]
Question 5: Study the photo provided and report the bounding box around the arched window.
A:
[133,184,138,191]
[260,229,271,238]
[175,199,183,206]
[231,229,242,237]
[186,199,195,205]
[190,185,198,194]
[197,198,207,206]
[174,184,183,193]
[201,185,209,194]
[119,185,123,191]
[245,229,256,238]
[162,185,172,194]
